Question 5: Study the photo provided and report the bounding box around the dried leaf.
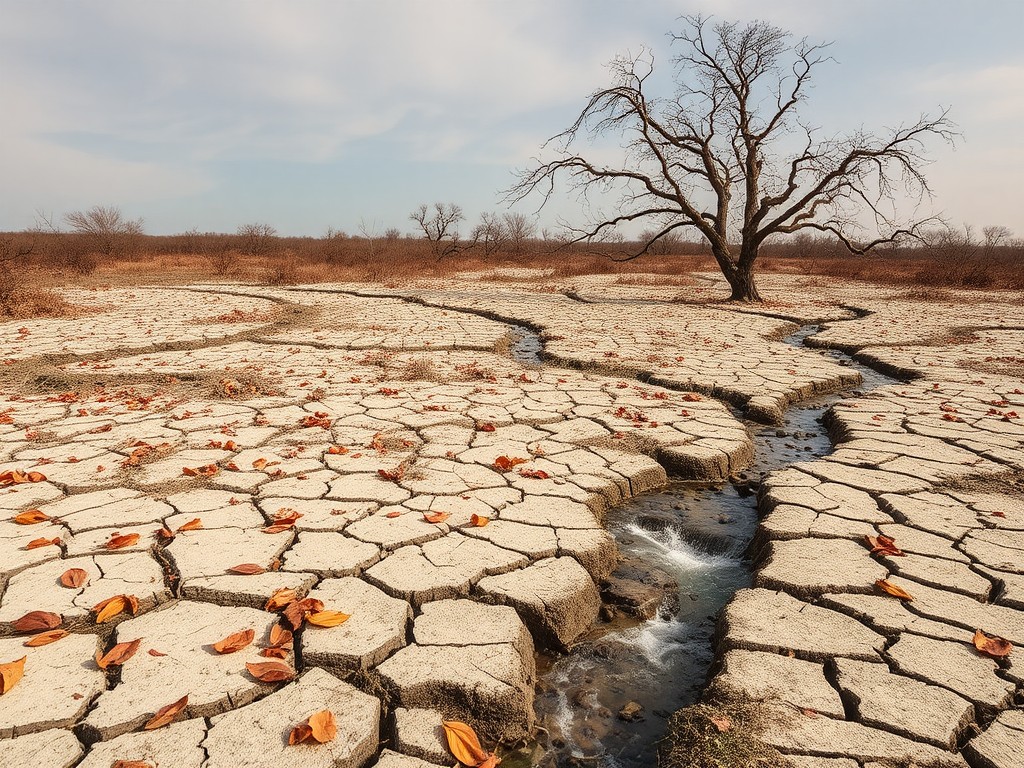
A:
[269,625,293,648]
[289,721,313,745]
[283,598,325,630]
[709,715,732,732]
[245,660,295,682]
[12,610,62,633]
[92,594,136,623]
[227,563,265,575]
[875,579,914,601]
[519,468,549,480]
[96,638,142,669]
[863,534,905,557]
[106,533,140,550]
[176,518,203,532]
[12,509,50,525]
[492,455,528,472]
[26,536,59,549]
[442,721,490,767]
[252,458,269,470]
[306,610,350,628]
[27,471,47,482]
[212,628,255,654]
[147,648,167,657]
[60,568,89,588]
[112,761,154,768]
[973,629,1012,659]
[0,656,26,695]
[470,514,489,527]
[423,511,450,524]
[308,709,337,743]
[144,694,188,729]
[476,423,496,432]
[265,588,298,611]
[478,754,500,768]
[261,647,289,659]
[24,629,69,646]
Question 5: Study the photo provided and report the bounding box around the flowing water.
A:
[515,323,901,768]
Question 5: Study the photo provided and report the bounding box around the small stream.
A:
[511,323,902,768]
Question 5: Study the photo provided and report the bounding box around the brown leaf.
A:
[492,455,528,472]
[269,625,293,649]
[519,468,549,480]
[306,610,350,628]
[12,610,62,633]
[261,522,295,534]
[245,660,295,682]
[0,656,26,695]
[261,647,289,659]
[147,648,167,657]
[423,511,450,524]
[112,761,155,768]
[863,534,905,557]
[212,628,255,654]
[709,715,732,732]
[289,721,313,745]
[227,563,265,575]
[92,594,136,623]
[24,629,69,647]
[476,423,496,432]
[442,721,490,767]
[144,694,188,729]
[96,638,142,669]
[176,518,203,532]
[26,536,59,549]
[27,471,47,482]
[875,579,914,601]
[477,754,500,768]
[61,568,89,588]
[106,533,140,550]
[12,509,50,525]
[470,514,489,527]
[308,709,337,743]
[973,629,1013,659]
[265,588,298,611]
[283,598,325,630]
[252,457,269,470]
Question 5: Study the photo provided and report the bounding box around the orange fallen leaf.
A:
[212,628,255,654]
[111,761,154,768]
[144,694,188,729]
[309,709,337,743]
[245,660,296,682]
[24,629,69,646]
[519,468,549,480]
[327,445,348,455]
[265,588,298,611]
[289,722,313,745]
[443,721,490,767]
[176,518,203,532]
[973,629,1012,659]
[876,579,914,601]
[863,534,905,557]
[0,656,26,695]
[476,423,496,432]
[492,455,528,472]
[306,610,350,628]
[147,648,167,657]
[252,458,269,470]
[60,568,89,588]
[269,625,293,648]
[283,597,325,630]
[13,610,62,633]
[106,533,140,550]
[470,514,489,527]
[378,466,405,482]
[92,594,138,623]
[27,471,47,482]
[385,510,402,518]
[709,715,732,732]
[96,638,143,669]
[26,536,59,549]
[227,563,265,575]
[423,511,451,524]
[12,509,50,525]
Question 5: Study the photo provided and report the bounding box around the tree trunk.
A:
[724,262,762,302]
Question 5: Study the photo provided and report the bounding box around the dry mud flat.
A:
[0,273,1021,768]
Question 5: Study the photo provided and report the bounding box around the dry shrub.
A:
[394,359,439,381]
[658,703,794,768]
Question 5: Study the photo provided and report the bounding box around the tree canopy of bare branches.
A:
[507,16,956,301]
[409,203,464,260]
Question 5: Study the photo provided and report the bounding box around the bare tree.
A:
[409,203,465,259]
[502,212,537,257]
[983,225,1012,250]
[507,16,955,301]
[237,223,278,259]
[471,212,510,258]
[0,234,35,315]
[63,205,145,260]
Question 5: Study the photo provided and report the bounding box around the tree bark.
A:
[724,263,762,302]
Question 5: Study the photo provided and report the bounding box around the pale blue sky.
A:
[2,0,1022,238]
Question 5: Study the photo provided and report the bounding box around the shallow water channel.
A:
[513,324,900,768]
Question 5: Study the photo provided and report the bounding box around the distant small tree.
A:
[982,225,1012,251]
[471,212,509,258]
[0,234,35,315]
[63,205,145,260]
[237,223,278,258]
[409,203,465,259]
[503,212,537,257]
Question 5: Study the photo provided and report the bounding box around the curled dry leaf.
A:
[147,648,167,657]
[519,468,549,480]
[212,628,255,654]
[60,568,89,588]
[492,455,528,472]
[252,458,269,470]
[478,755,500,768]
[476,423,496,433]
[92,594,138,624]
[112,761,154,768]
[423,511,450,524]
[327,445,348,455]
[24,629,69,647]
[12,509,50,525]
[875,579,914,601]
[245,660,296,682]
[26,537,59,549]
[144,694,188,729]
[289,722,313,745]
[227,563,265,575]
[306,610,351,628]
[283,597,325,630]
[13,610,62,633]
[442,721,490,767]
[106,533,140,550]
[973,629,1012,659]
[863,534,905,557]
[308,709,338,743]
[269,625,293,649]
[96,638,142,669]
[265,588,298,611]
[470,514,489,527]
[176,518,203,532]
[0,656,26,695]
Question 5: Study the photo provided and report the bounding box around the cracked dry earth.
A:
[0,272,1021,768]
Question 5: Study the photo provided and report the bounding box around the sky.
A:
[1,0,1022,239]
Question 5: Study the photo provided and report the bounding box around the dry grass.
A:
[658,703,794,768]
